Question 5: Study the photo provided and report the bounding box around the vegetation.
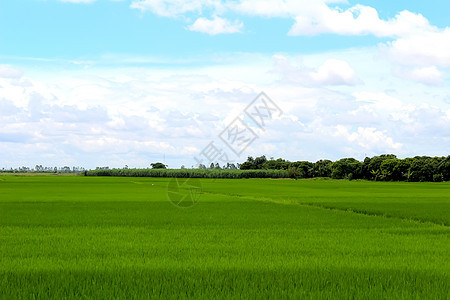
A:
[1,165,85,173]
[150,162,167,169]
[1,176,448,298]
[83,154,449,182]
[237,154,449,182]
[85,168,287,178]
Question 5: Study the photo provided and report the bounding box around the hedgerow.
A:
[84,168,287,179]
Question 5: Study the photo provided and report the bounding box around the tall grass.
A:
[84,168,288,179]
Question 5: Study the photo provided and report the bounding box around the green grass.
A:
[1,176,449,299]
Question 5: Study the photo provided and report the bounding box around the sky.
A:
[0,0,449,169]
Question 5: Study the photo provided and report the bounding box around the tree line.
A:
[84,154,449,182]
[1,166,85,173]
[238,154,450,182]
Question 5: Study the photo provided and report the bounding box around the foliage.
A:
[151,162,167,169]
[236,154,449,182]
[433,174,444,182]
[85,168,287,179]
[286,166,299,179]
[239,155,268,169]
[262,158,290,170]
[312,160,333,178]
[331,158,362,179]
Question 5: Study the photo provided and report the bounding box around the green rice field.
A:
[1,175,449,299]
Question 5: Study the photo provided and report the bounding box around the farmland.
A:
[1,176,449,299]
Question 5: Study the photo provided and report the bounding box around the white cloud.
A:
[394,66,444,86]
[187,16,243,35]
[230,0,293,18]
[311,59,360,85]
[128,0,450,90]
[128,0,450,86]
[0,65,23,78]
[354,91,406,113]
[131,1,437,38]
[382,28,450,68]
[130,0,221,17]
[1,51,449,168]
[273,55,360,86]
[335,126,402,151]
[288,5,434,37]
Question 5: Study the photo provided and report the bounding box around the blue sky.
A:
[0,0,449,168]
[1,0,449,58]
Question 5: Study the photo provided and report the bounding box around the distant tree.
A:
[363,154,397,180]
[438,155,450,181]
[331,158,362,179]
[233,154,448,182]
[287,166,299,179]
[224,163,237,169]
[433,174,444,182]
[198,164,207,169]
[239,155,267,169]
[408,156,435,182]
[263,158,289,170]
[313,160,332,177]
[239,161,254,170]
[380,158,410,181]
[209,163,215,169]
[151,162,167,169]
[294,161,314,178]
[253,155,267,169]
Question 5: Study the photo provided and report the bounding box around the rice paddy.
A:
[1,176,449,299]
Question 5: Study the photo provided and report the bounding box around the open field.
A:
[1,176,449,299]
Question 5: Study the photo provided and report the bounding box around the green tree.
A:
[253,155,267,169]
[331,158,362,179]
[313,160,332,178]
[151,162,167,169]
[287,166,299,179]
[408,156,435,182]
[437,155,450,181]
[263,158,289,170]
[239,161,254,170]
[294,161,314,178]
